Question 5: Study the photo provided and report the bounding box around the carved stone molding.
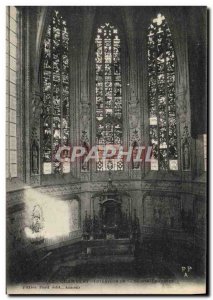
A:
[90,181,133,193]
[30,89,43,180]
[181,125,191,171]
[128,94,141,171]
[80,173,90,181]
[81,130,90,145]
[141,180,182,192]
[129,96,139,129]
[36,184,81,196]
[130,129,141,144]
[31,140,39,175]
[80,97,90,172]
[182,125,190,142]
[176,88,188,124]
[32,90,43,120]
[129,170,142,179]
[80,99,90,132]
[31,123,40,178]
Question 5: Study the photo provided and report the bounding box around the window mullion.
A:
[50,19,54,174]
[111,29,115,146]
[163,43,169,170]
[102,34,106,146]
[59,17,63,150]
[154,32,160,171]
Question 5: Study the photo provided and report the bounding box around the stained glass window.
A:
[95,23,123,171]
[148,13,178,171]
[6,7,18,178]
[42,10,70,174]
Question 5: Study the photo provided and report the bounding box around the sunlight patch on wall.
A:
[24,189,72,241]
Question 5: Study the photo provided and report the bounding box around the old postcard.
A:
[6,6,207,295]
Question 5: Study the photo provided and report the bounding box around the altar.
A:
[81,238,134,258]
[82,174,140,242]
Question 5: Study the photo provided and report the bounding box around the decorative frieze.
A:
[36,183,81,195]
[141,180,182,192]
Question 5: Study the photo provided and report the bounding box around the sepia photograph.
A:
[5,5,207,295]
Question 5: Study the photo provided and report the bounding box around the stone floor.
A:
[49,255,176,282]
[7,236,206,284]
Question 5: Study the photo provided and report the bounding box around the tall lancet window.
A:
[95,23,123,171]
[148,13,178,171]
[42,10,70,175]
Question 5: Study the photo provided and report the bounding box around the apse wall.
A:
[6,6,207,283]
[7,178,206,246]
